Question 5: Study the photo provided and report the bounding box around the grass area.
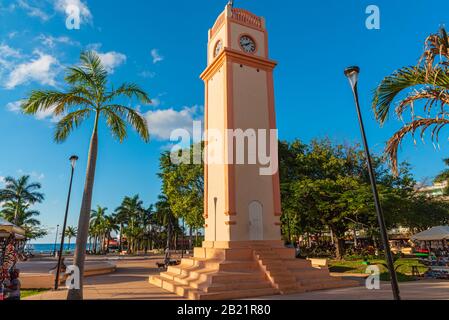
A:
[329,258,428,282]
[21,289,48,298]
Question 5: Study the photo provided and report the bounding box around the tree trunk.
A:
[67,113,99,300]
[119,224,123,252]
[189,226,193,251]
[331,227,345,260]
[13,197,21,225]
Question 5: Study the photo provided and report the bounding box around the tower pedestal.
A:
[149,241,358,300]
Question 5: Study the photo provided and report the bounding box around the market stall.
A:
[411,226,449,279]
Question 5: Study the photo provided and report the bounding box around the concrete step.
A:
[209,271,267,284]
[204,281,273,293]
[283,259,314,268]
[190,287,280,300]
[290,269,330,280]
[214,261,259,272]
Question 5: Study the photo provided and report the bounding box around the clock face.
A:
[239,35,256,53]
[214,40,223,57]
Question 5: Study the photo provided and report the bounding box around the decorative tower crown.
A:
[210,5,266,41]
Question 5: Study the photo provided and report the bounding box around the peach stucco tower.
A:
[149,5,357,300]
[201,5,281,245]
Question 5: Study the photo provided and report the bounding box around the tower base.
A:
[149,241,358,300]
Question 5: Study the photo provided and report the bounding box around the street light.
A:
[54,155,78,290]
[53,224,59,257]
[344,66,401,300]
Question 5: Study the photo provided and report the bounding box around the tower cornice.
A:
[200,47,277,82]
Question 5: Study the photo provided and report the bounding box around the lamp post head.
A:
[69,155,79,169]
[344,66,360,89]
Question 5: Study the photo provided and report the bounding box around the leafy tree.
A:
[372,27,449,174]
[21,51,151,300]
[279,139,417,259]
[158,144,204,249]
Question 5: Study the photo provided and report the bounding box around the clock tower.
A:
[201,4,281,244]
[150,5,357,299]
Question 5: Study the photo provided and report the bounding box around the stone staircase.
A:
[149,244,358,300]
[252,244,357,293]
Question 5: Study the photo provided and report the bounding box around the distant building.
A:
[416,181,448,197]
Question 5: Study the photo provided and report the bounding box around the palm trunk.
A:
[13,197,21,225]
[67,112,99,300]
[119,224,123,252]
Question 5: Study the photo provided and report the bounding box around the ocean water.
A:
[27,243,78,254]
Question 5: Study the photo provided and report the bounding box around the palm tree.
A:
[0,175,44,224]
[103,215,119,253]
[154,195,177,254]
[64,226,77,251]
[90,206,108,253]
[114,195,145,253]
[372,27,449,175]
[21,51,150,300]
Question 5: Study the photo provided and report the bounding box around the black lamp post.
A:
[53,224,59,257]
[344,66,401,300]
[54,155,78,290]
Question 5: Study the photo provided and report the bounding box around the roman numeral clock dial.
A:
[239,35,256,53]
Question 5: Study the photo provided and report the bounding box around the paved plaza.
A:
[22,256,449,300]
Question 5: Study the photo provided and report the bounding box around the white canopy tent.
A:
[411,226,449,242]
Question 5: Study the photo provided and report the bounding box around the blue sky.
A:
[1,0,448,243]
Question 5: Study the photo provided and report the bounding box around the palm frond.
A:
[21,90,92,116]
[372,66,449,124]
[386,118,449,174]
[102,108,127,142]
[395,87,449,119]
[105,83,151,104]
[104,105,149,142]
[54,109,92,143]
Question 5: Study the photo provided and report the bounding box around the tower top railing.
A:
[231,8,263,29]
[210,7,265,39]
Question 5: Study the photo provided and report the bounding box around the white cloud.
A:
[37,34,79,48]
[144,105,202,140]
[151,49,163,64]
[149,98,161,107]
[5,50,59,89]
[0,176,5,185]
[6,100,24,113]
[54,0,92,25]
[6,99,62,122]
[0,44,22,59]
[139,70,156,78]
[95,51,126,73]
[17,169,45,180]
[17,0,51,21]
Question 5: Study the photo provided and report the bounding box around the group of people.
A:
[1,236,21,301]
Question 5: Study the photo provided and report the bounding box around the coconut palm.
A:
[64,226,77,251]
[21,51,151,300]
[0,175,44,224]
[372,27,449,175]
[90,206,108,253]
[103,215,119,253]
[154,195,177,254]
[114,195,145,253]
